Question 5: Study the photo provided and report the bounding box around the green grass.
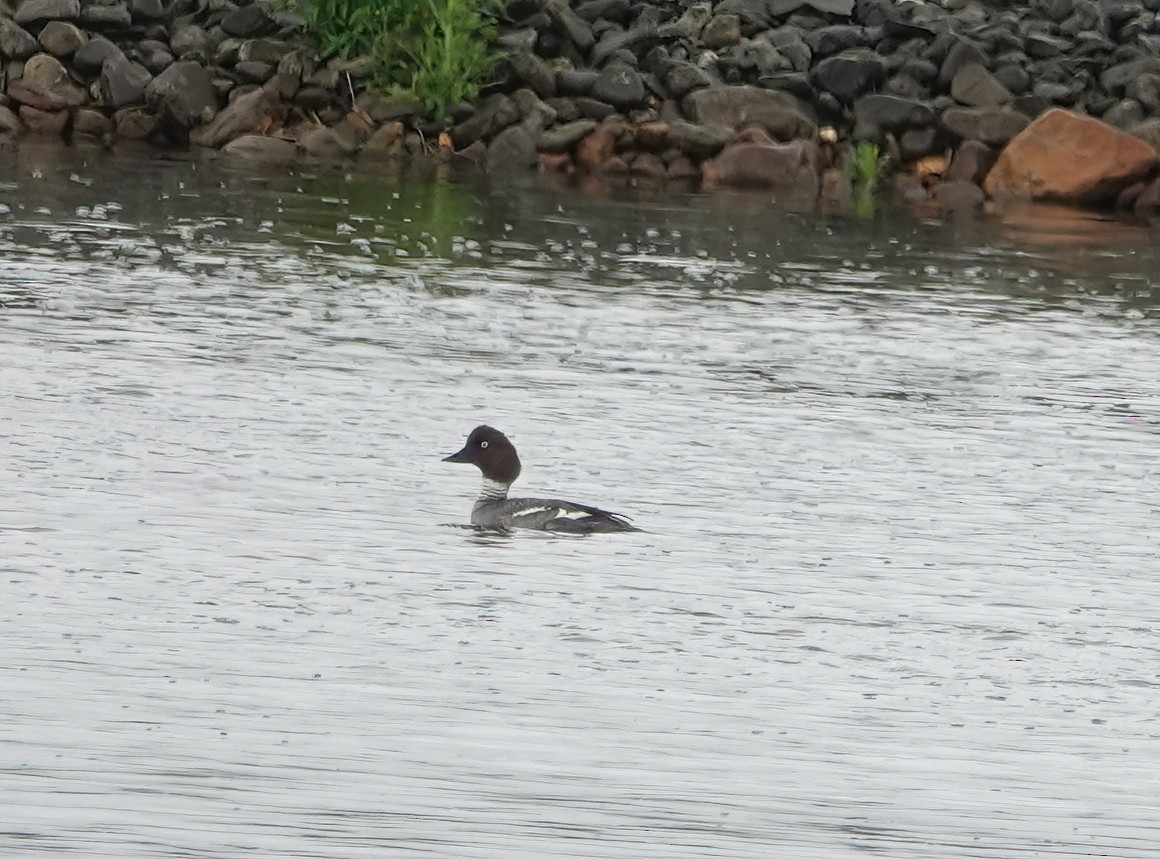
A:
[848,140,888,218]
[300,0,503,121]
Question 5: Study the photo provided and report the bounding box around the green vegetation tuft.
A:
[848,140,888,218]
[300,0,503,121]
[849,141,888,194]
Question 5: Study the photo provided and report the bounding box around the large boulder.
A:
[984,109,1160,205]
[683,85,815,140]
[190,81,287,147]
[702,128,819,202]
[0,18,39,60]
[100,54,152,108]
[22,52,85,105]
[146,61,217,127]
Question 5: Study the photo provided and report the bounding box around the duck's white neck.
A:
[478,477,510,501]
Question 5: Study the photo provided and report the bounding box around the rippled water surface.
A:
[3,143,1159,858]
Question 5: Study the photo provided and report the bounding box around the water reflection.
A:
[1,143,1159,859]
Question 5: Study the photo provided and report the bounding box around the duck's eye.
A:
[480,440,489,449]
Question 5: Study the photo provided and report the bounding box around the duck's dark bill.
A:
[443,447,471,463]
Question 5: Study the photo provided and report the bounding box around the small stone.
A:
[37,20,86,57]
[297,126,357,159]
[932,181,985,213]
[941,106,1029,146]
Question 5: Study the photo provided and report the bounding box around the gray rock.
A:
[545,0,594,53]
[0,18,40,60]
[951,63,1012,107]
[1024,33,1068,59]
[1104,99,1146,130]
[142,47,174,75]
[37,20,86,57]
[574,97,617,120]
[663,61,712,98]
[297,126,357,159]
[170,24,210,59]
[993,63,1030,95]
[574,0,629,22]
[146,60,216,127]
[538,118,597,151]
[486,121,540,174]
[238,38,290,65]
[701,14,741,50]
[80,3,131,28]
[683,85,815,139]
[945,140,995,185]
[1127,74,1160,115]
[941,106,1029,145]
[222,4,275,38]
[72,34,122,73]
[898,126,939,160]
[7,77,69,110]
[937,38,987,88]
[451,93,520,148]
[591,62,643,109]
[933,181,985,213]
[853,94,935,137]
[14,0,79,25]
[509,51,555,99]
[235,60,273,83]
[758,71,813,100]
[556,69,598,96]
[100,54,152,108]
[215,38,242,66]
[764,28,811,72]
[667,119,732,157]
[810,50,884,104]
[129,0,165,20]
[805,24,864,58]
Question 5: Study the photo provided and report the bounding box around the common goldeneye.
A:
[443,425,640,533]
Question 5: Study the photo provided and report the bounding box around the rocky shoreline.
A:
[5,0,1160,216]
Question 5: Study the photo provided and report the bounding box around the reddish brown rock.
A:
[296,125,357,159]
[190,82,285,147]
[636,120,669,151]
[703,137,819,201]
[984,109,1160,205]
[221,134,297,166]
[72,108,112,137]
[114,107,157,139]
[575,124,617,172]
[18,104,68,135]
[630,151,666,179]
[6,78,69,112]
[538,151,572,172]
[0,104,24,135]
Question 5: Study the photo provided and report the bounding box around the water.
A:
[2,141,1159,858]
